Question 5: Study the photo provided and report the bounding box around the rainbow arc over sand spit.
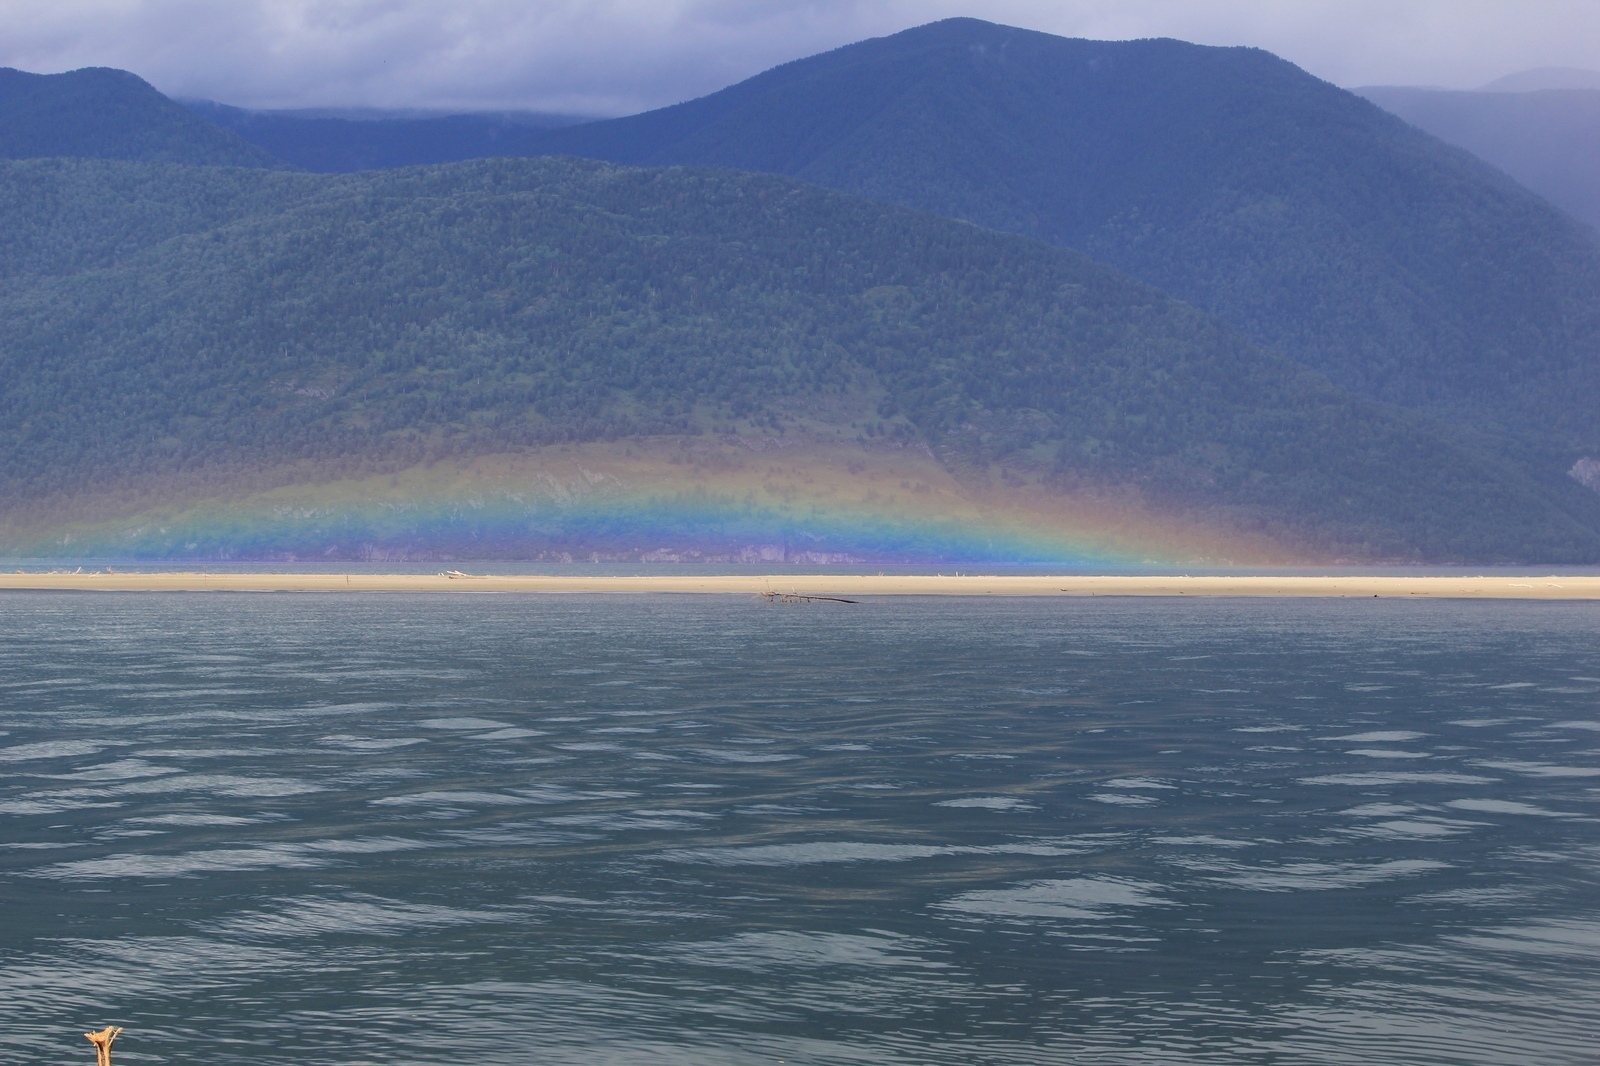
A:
[0,442,1301,565]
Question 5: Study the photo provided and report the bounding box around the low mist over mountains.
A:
[1,19,1599,562]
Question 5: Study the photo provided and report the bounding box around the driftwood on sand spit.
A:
[761,591,858,604]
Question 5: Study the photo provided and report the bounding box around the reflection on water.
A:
[1,593,1598,1064]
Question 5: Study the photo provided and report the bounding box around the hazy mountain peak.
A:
[1479,66,1600,92]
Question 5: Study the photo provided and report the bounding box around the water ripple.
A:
[2,594,1599,1064]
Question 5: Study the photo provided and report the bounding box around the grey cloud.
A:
[0,1,1595,115]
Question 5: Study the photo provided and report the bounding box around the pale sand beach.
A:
[0,572,1598,598]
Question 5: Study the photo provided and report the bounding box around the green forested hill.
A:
[0,67,283,168]
[516,18,1600,464]
[0,156,1595,561]
[0,159,319,285]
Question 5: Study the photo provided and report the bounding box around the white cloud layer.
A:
[0,0,1595,114]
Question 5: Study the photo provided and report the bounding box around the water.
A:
[2,593,1598,1065]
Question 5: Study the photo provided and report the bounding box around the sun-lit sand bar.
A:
[1,572,1599,598]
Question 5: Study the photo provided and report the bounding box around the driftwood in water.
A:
[761,591,858,604]
[84,1027,121,1066]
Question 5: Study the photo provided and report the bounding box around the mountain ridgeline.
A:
[0,66,281,168]
[0,156,1596,561]
[514,19,1600,468]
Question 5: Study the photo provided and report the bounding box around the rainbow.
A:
[0,441,1301,565]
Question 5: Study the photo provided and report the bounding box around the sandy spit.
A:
[0,573,1597,598]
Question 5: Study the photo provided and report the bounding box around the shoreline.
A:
[0,573,1598,598]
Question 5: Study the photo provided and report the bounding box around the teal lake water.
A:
[3,593,1599,1064]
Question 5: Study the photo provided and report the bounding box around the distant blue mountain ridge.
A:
[181,99,589,173]
[1356,83,1600,233]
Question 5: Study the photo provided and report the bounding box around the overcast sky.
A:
[1,0,1597,115]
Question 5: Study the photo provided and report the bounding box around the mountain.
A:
[0,155,1594,563]
[184,101,589,172]
[513,18,1600,472]
[1480,68,1600,92]
[1358,85,1600,232]
[0,67,282,167]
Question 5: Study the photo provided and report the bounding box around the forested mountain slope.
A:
[0,67,282,168]
[1358,85,1600,232]
[516,18,1600,466]
[0,160,320,286]
[0,156,1594,561]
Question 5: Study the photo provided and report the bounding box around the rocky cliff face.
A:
[1571,458,1600,493]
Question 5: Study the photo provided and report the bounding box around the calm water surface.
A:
[2,593,1599,1065]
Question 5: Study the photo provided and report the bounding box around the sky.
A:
[0,0,1597,115]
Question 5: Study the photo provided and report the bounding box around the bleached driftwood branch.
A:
[84,1026,121,1066]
